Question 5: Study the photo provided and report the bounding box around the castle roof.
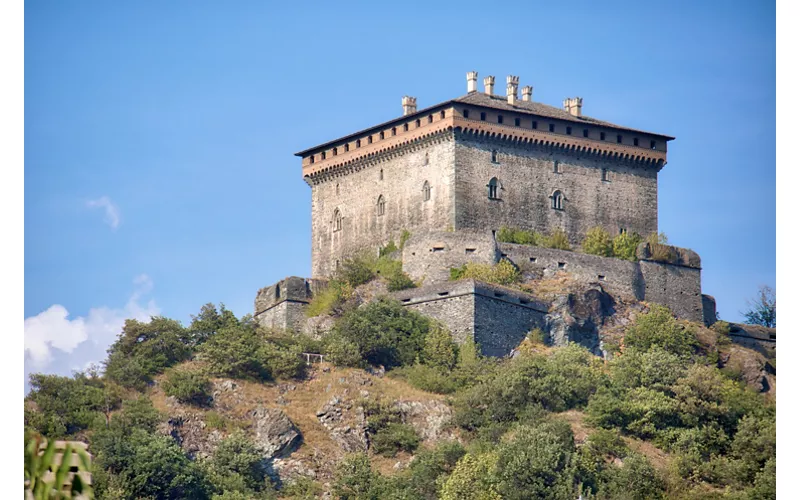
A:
[295,92,674,157]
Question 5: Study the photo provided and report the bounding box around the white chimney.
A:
[563,97,583,117]
[402,96,417,116]
[467,71,478,92]
[506,75,519,105]
[483,76,495,95]
[522,86,533,101]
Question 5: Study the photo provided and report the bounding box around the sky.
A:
[24,0,776,384]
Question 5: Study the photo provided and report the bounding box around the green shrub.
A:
[421,324,458,370]
[624,305,698,358]
[496,226,542,246]
[188,303,240,347]
[401,441,466,499]
[336,253,378,287]
[361,398,403,435]
[542,228,571,250]
[371,423,420,457]
[332,453,381,500]
[329,297,431,369]
[439,452,501,500]
[390,363,459,394]
[205,411,228,430]
[374,255,415,291]
[598,453,665,499]
[199,325,273,381]
[379,239,399,257]
[646,232,676,263]
[584,428,629,460]
[582,226,613,257]
[612,231,643,261]
[399,229,412,249]
[449,260,521,286]
[306,280,354,317]
[162,367,212,407]
[206,431,270,494]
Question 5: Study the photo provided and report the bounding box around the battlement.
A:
[254,277,327,332]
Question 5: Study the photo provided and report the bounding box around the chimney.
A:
[522,86,533,102]
[467,71,479,92]
[506,75,519,105]
[563,97,583,117]
[402,96,417,116]
[483,76,495,95]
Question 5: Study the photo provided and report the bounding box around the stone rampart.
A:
[254,277,327,332]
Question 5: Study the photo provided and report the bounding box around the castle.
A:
[255,72,719,356]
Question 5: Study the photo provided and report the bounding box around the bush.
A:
[421,324,458,370]
[449,260,521,286]
[206,431,269,494]
[199,324,273,381]
[332,454,381,500]
[612,231,643,261]
[188,303,240,347]
[306,280,354,317]
[645,232,676,263]
[371,423,420,457]
[328,297,431,369]
[598,453,665,499]
[496,226,542,246]
[440,452,501,500]
[162,367,212,407]
[542,228,571,250]
[624,305,698,358]
[582,226,613,257]
[391,363,459,394]
[374,255,415,292]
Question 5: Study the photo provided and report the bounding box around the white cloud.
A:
[24,275,159,377]
[86,196,120,229]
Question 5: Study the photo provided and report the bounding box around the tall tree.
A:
[742,285,776,328]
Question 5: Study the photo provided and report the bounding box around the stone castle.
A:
[254,72,721,356]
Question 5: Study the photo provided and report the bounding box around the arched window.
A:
[423,181,431,202]
[487,177,499,199]
[377,195,386,216]
[552,190,564,210]
[333,209,343,231]
[491,150,498,163]
[423,152,429,166]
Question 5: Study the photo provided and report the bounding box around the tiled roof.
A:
[454,92,674,139]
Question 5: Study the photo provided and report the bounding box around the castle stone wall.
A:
[310,135,456,278]
[639,260,703,323]
[402,231,497,285]
[453,131,659,245]
[254,277,325,332]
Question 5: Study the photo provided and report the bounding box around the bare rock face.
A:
[545,284,616,355]
[159,412,224,460]
[393,400,453,441]
[251,406,302,459]
[316,396,368,452]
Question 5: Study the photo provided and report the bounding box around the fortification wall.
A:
[452,131,659,245]
[254,277,325,332]
[639,260,703,323]
[401,231,497,285]
[309,134,456,278]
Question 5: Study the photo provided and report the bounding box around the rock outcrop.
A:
[251,406,303,459]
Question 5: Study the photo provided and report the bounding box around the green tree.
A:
[582,226,613,257]
[188,303,240,347]
[439,452,501,500]
[421,324,458,370]
[624,305,698,358]
[742,285,776,328]
[162,367,212,407]
[205,431,269,494]
[199,324,273,381]
[332,453,381,500]
[612,231,643,261]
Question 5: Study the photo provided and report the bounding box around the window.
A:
[333,147,338,156]
[423,152,429,166]
[377,195,385,216]
[345,144,350,152]
[275,284,281,299]
[552,190,564,210]
[549,123,555,132]
[600,132,606,141]
[650,140,656,149]
[310,155,315,164]
[428,114,433,123]
[368,136,373,144]
[379,131,384,140]
[333,209,342,231]
[583,129,589,138]
[566,126,572,135]
[616,134,622,143]
[416,119,421,127]
[423,181,431,201]
[498,115,503,124]
[440,110,445,119]
[404,123,409,132]
[487,177,499,199]
[335,183,340,195]
[379,168,383,180]
[463,109,470,118]
[356,139,361,148]
[633,137,639,146]
[601,168,609,182]
[392,127,396,136]
[532,121,538,129]
[480,112,486,121]
[514,117,520,126]
[491,150,498,163]
[553,160,560,173]
[321,151,326,160]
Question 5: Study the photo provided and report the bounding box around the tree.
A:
[582,226,613,257]
[742,285,776,328]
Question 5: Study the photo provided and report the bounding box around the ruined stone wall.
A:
[254,277,325,332]
[452,131,659,245]
[309,135,456,278]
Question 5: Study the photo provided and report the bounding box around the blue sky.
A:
[24,0,775,381]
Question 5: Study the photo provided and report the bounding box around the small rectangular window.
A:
[379,131,384,140]
[498,115,503,124]
[520,298,530,304]
[650,140,656,149]
[553,160,560,173]
[321,151,326,159]
[368,136,373,144]
[583,129,589,138]
[514,117,520,126]
[391,127,396,136]
[465,248,476,254]
[416,119,421,127]
[532,121,538,129]
[440,110,445,119]
[549,123,555,132]
[598,275,606,281]
[600,132,606,141]
[494,292,504,298]
[428,115,433,123]
[617,135,622,143]
[529,257,537,263]
[310,155,315,164]
[404,123,409,132]
[601,168,609,182]
[558,262,566,269]
[333,147,338,156]
[344,144,349,152]
[633,138,639,146]
[401,298,411,303]
[566,126,572,135]
[356,139,361,148]
[438,291,450,296]
[463,109,470,118]
[432,246,445,252]
[480,112,486,121]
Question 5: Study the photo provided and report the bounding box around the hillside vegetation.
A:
[25,291,775,499]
